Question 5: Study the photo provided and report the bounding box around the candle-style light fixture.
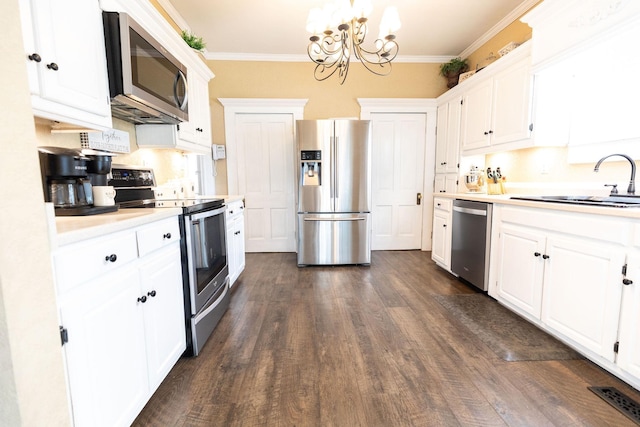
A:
[306,0,401,84]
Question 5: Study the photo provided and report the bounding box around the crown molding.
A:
[458,0,539,58]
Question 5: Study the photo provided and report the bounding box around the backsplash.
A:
[34,118,189,186]
[483,146,637,195]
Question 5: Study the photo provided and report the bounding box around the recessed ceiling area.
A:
[161,0,538,62]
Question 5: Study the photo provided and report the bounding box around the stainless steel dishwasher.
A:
[451,199,492,291]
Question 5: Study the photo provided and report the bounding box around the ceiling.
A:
[161,0,538,62]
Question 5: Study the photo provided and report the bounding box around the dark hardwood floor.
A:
[133,251,640,426]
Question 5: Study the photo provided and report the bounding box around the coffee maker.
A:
[38,146,118,216]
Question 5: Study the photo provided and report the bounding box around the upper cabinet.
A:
[19,0,112,130]
[459,43,534,155]
[435,96,461,174]
[523,0,640,162]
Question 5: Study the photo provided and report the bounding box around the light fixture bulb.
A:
[379,6,401,36]
[351,0,373,19]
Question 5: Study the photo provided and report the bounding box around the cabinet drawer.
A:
[136,217,181,258]
[434,198,452,213]
[226,199,244,220]
[54,230,138,294]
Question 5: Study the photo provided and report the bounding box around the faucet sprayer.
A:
[594,153,636,195]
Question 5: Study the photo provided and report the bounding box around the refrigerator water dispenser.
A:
[301,150,321,186]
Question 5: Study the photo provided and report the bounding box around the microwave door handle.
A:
[174,70,188,111]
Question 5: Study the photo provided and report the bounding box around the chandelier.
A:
[306,0,401,84]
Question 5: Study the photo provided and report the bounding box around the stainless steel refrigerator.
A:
[296,119,371,266]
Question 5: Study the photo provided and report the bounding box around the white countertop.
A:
[434,192,640,219]
[53,208,183,247]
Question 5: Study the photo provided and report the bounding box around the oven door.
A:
[184,206,228,314]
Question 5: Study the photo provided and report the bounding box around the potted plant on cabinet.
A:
[181,30,206,53]
[440,57,469,89]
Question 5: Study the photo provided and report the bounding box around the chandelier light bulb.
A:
[351,0,373,19]
[379,6,401,36]
[306,8,325,34]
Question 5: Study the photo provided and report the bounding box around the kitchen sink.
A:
[510,195,640,208]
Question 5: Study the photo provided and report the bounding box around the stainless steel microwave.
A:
[103,12,188,125]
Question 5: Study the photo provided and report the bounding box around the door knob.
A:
[417,193,422,205]
[623,278,633,285]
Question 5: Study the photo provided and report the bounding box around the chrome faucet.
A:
[594,153,636,195]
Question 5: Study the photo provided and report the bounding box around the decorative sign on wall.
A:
[81,129,131,153]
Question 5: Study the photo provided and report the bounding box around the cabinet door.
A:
[460,79,492,151]
[541,236,625,361]
[491,57,533,146]
[495,224,545,319]
[192,73,212,148]
[139,244,186,392]
[59,267,149,427]
[435,103,449,174]
[233,215,246,284]
[444,97,461,173]
[431,210,451,268]
[617,252,640,380]
[20,0,111,125]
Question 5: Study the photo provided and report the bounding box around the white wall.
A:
[0,0,72,424]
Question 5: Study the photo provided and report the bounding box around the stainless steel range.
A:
[110,165,229,356]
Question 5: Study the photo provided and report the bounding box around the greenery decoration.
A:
[181,30,206,52]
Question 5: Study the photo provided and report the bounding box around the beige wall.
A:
[1,0,72,425]
[206,61,447,193]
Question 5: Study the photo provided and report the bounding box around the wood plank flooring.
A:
[133,251,640,426]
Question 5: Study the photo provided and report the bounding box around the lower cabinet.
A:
[55,217,185,427]
[226,198,246,287]
[431,197,452,270]
[492,204,640,387]
[618,251,640,380]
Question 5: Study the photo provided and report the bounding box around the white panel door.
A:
[236,113,296,252]
[371,113,426,250]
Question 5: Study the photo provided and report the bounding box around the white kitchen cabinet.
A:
[136,71,212,155]
[55,217,185,427]
[541,236,624,361]
[58,267,149,427]
[18,0,112,130]
[495,223,545,319]
[460,54,533,154]
[434,174,458,194]
[435,98,461,174]
[493,205,627,362]
[139,245,185,391]
[431,197,452,270]
[617,251,640,380]
[226,198,246,287]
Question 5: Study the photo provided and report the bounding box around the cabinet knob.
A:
[443,224,447,228]
[235,230,241,235]
[534,252,541,257]
[28,53,41,62]
[46,62,59,71]
[623,278,633,285]
[105,254,117,263]
[137,295,147,303]
[542,254,550,260]
[147,290,157,297]
[163,233,172,239]
[230,210,234,214]
[484,131,489,135]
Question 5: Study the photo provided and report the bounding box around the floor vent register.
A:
[589,386,640,425]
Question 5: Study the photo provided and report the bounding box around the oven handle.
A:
[304,217,365,221]
[194,280,229,323]
[189,205,227,221]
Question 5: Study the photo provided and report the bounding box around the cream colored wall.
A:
[35,119,190,186]
[0,0,71,425]
[206,61,447,193]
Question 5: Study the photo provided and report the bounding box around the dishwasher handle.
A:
[453,206,487,216]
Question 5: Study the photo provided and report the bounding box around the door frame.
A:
[358,98,437,251]
[218,98,308,195]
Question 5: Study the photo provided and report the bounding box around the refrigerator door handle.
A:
[334,136,339,201]
[304,217,365,222]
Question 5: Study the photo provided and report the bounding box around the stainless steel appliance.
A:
[111,165,229,356]
[451,199,493,291]
[102,12,188,124]
[38,146,118,216]
[296,119,371,266]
